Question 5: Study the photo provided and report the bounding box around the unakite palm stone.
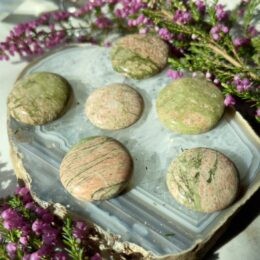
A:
[8,72,71,125]
[156,78,224,134]
[166,148,239,213]
[110,34,169,79]
[60,136,133,201]
[85,83,143,130]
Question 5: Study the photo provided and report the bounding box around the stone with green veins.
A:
[156,78,225,134]
[110,34,169,79]
[8,72,71,125]
[60,136,133,201]
[85,83,143,130]
[166,148,239,213]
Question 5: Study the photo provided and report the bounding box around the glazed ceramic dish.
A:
[8,45,260,258]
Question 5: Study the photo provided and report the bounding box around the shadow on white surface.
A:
[204,189,260,260]
[0,160,17,198]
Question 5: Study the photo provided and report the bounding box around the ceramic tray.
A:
[8,45,260,258]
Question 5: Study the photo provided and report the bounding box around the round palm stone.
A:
[166,148,239,213]
[110,34,169,79]
[85,83,143,130]
[8,72,71,125]
[156,78,224,134]
[60,136,133,201]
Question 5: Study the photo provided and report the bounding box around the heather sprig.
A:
[62,218,84,259]
[0,0,259,121]
[0,185,102,259]
[143,0,260,119]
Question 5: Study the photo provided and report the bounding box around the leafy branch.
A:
[62,218,85,260]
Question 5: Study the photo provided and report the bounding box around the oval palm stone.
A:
[156,78,224,134]
[166,148,239,213]
[8,72,71,125]
[60,136,133,201]
[110,34,169,79]
[85,83,143,130]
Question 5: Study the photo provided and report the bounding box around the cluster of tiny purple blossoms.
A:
[0,10,71,61]
[165,69,257,110]
[0,186,101,260]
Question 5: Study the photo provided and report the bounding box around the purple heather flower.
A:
[195,0,206,13]
[16,186,32,203]
[256,108,260,117]
[25,202,36,211]
[54,252,68,260]
[211,33,221,41]
[52,11,70,21]
[42,227,59,245]
[233,37,250,47]
[205,71,212,79]
[158,28,173,41]
[2,213,25,231]
[233,74,240,84]
[215,4,228,21]
[213,78,220,85]
[73,228,85,241]
[30,245,53,259]
[42,213,54,223]
[72,221,88,241]
[34,206,49,217]
[224,94,236,106]
[95,16,112,29]
[233,76,251,92]
[32,219,47,235]
[75,221,88,231]
[248,26,259,37]
[210,24,229,41]
[91,253,102,260]
[1,208,18,220]
[115,0,146,18]
[19,236,29,246]
[173,10,192,25]
[166,69,184,80]
[6,242,17,258]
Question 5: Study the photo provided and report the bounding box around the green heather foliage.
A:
[0,0,259,120]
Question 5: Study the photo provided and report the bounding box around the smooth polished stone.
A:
[85,83,143,130]
[166,148,239,213]
[60,136,133,201]
[8,72,71,125]
[156,78,225,134]
[110,34,169,79]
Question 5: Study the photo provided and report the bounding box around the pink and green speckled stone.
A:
[85,83,143,130]
[8,72,71,125]
[110,34,169,79]
[166,148,239,213]
[60,136,133,201]
[156,78,225,134]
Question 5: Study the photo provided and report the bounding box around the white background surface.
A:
[0,1,259,259]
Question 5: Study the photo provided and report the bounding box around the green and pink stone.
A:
[85,83,143,130]
[60,136,133,201]
[166,148,239,213]
[156,78,225,134]
[8,72,71,125]
[110,34,169,79]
